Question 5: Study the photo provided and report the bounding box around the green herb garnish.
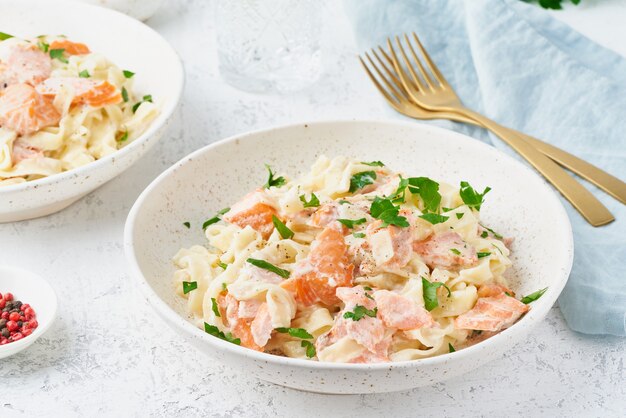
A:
[204,323,240,345]
[183,221,190,229]
[419,213,449,225]
[37,40,49,52]
[481,231,489,238]
[337,218,367,229]
[456,213,464,219]
[361,160,384,167]
[363,286,373,291]
[117,130,129,143]
[482,226,503,239]
[338,200,351,205]
[78,70,90,78]
[202,207,230,229]
[477,252,491,258]
[521,287,548,304]
[275,327,313,339]
[221,282,228,290]
[247,258,290,279]
[353,232,366,238]
[388,176,410,204]
[123,69,135,78]
[218,262,228,270]
[0,32,14,41]
[211,297,221,317]
[448,343,456,353]
[530,0,580,10]
[49,48,68,63]
[349,171,377,193]
[422,277,451,311]
[299,193,320,208]
[301,340,316,358]
[460,181,491,211]
[408,177,441,213]
[182,281,197,294]
[264,164,286,188]
[370,197,409,228]
[343,305,378,321]
[272,215,294,239]
[450,248,461,255]
[132,94,153,113]
[121,86,129,102]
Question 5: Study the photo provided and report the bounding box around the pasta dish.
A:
[0,33,158,186]
[173,156,546,363]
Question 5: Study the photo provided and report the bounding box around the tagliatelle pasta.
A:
[0,34,158,186]
[173,156,546,363]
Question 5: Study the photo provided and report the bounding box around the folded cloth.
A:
[344,0,626,336]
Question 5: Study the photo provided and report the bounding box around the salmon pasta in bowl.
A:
[172,156,547,363]
[0,33,158,186]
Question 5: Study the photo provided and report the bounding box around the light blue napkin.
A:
[344,0,626,336]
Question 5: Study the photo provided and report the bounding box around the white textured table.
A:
[2,1,625,417]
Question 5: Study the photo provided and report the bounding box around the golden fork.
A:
[362,46,626,208]
[360,33,614,227]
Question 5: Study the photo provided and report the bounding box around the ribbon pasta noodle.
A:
[174,156,541,363]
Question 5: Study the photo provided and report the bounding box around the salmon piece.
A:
[219,293,262,351]
[4,45,52,86]
[49,39,90,56]
[250,302,273,347]
[310,202,339,228]
[223,190,277,239]
[0,84,60,135]
[37,78,122,107]
[366,217,413,270]
[238,299,263,319]
[477,283,514,299]
[373,289,435,330]
[336,286,375,310]
[290,227,354,306]
[413,231,477,269]
[349,335,392,363]
[454,292,529,332]
[11,139,44,164]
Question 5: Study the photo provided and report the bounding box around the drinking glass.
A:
[214,0,324,94]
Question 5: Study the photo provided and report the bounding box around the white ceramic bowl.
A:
[0,0,184,222]
[0,265,57,359]
[124,120,574,394]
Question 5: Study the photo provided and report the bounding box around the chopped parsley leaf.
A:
[364,292,374,300]
[121,86,129,102]
[349,171,377,193]
[182,281,197,294]
[275,327,313,339]
[202,207,230,229]
[450,248,461,255]
[301,340,316,358]
[521,287,548,304]
[49,48,68,63]
[264,164,286,188]
[408,177,441,213]
[0,32,14,41]
[204,322,240,345]
[132,94,153,113]
[363,286,373,291]
[338,200,351,205]
[221,282,228,291]
[78,70,90,78]
[482,225,503,239]
[353,232,366,238]
[37,40,49,52]
[337,218,366,229]
[361,160,384,167]
[481,231,489,238]
[247,258,290,279]
[123,69,135,78]
[370,197,409,228]
[388,176,409,204]
[343,305,378,321]
[456,213,464,219]
[272,215,294,239]
[218,262,228,270]
[442,207,453,212]
[448,343,456,353]
[477,252,491,258]
[299,193,320,208]
[504,291,513,297]
[211,297,221,317]
[460,181,491,211]
[419,213,449,225]
[183,221,191,229]
[422,277,452,311]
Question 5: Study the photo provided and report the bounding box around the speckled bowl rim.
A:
[124,119,574,371]
[0,0,185,193]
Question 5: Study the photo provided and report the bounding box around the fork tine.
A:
[410,32,450,88]
[370,48,406,95]
[363,52,408,103]
[402,33,435,90]
[378,46,420,93]
[391,37,427,93]
[387,38,425,95]
[358,55,402,105]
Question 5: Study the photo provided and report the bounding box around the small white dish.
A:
[124,120,574,394]
[0,0,184,222]
[0,265,57,359]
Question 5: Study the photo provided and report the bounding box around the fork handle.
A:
[461,109,614,227]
